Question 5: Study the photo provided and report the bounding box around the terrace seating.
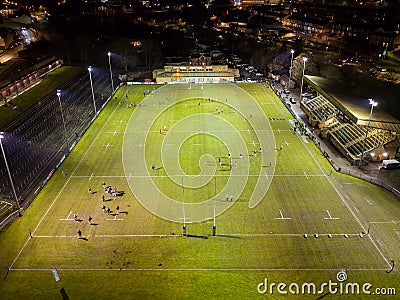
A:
[327,118,396,157]
[303,95,337,122]
[0,69,118,202]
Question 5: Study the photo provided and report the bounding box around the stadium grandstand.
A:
[0,63,118,228]
[301,75,400,165]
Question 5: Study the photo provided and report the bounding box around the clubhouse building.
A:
[153,55,239,84]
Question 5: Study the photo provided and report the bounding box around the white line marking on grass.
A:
[10,267,388,272]
[107,215,123,221]
[353,206,359,213]
[369,221,397,224]
[296,131,391,267]
[59,211,73,221]
[72,174,327,179]
[10,97,124,270]
[364,197,373,205]
[275,210,291,220]
[103,143,113,149]
[119,120,124,124]
[89,173,93,181]
[324,210,339,220]
[284,141,289,146]
[113,130,117,136]
[32,233,361,238]
[304,172,308,179]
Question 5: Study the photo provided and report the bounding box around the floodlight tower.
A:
[107,52,115,92]
[359,99,378,166]
[289,49,294,89]
[299,57,308,102]
[56,90,67,142]
[0,133,22,216]
[88,66,97,116]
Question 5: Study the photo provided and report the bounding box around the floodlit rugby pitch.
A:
[0,83,399,299]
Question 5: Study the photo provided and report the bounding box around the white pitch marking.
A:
[324,210,339,220]
[103,143,113,149]
[89,173,93,181]
[10,267,388,272]
[253,141,255,146]
[113,130,117,136]
[107,215,123,221]
[59,211,73,221]
[304,172,308,179]
[275,209,291,220]
[364,197,373,205]
[301,135,309,143]
[284,141,289,146]
[353,206,359,214]
[119,120,124,124]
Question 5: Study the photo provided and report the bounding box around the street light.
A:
[56,90,67,143]
[289,49,294,89]
[359,99,378,166]
[88,66,97,116]
[107,52,114,92]
[299,56,308,102]
[0,133,22,216]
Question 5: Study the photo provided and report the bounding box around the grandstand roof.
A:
[305,75,400,133]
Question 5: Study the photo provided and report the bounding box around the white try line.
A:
[275,209,291,220]
[324,210,339,220]
[10,267,388,272]
[31,232,362,238]
[72,174,327,179]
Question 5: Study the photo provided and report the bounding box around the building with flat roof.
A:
[153,64,239,84]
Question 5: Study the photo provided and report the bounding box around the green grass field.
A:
[0,82,399,299]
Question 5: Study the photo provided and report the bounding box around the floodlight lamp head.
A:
[369,98,377,106]
[0,132,3,139]
[88,66,92,72]
[108,51,111,56]
[303,57,308,62]
[290,49,294,54]
[57,90,61,96]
